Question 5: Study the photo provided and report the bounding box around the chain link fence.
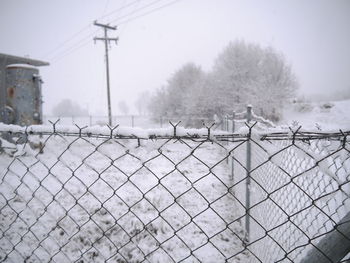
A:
[0,123,349,262]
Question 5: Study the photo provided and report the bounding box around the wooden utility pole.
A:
[93,20,118,126]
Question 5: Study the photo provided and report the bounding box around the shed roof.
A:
[0,53,49,67]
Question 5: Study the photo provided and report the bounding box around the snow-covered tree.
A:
[118,100,129,115]
[148,86,168,117]
[210,41,298,120]
[251,46,298,120]
[149,63,205,118]
[135,91,151,115]
[149,40,298,122]
[52,99,89,117]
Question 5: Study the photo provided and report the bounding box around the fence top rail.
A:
[0,123,349,142]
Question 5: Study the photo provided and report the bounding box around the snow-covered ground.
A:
[281,99,350,131]
[43,99,350,132]
[0,133,249,263]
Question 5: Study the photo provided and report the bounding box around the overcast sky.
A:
[0,0,349,115]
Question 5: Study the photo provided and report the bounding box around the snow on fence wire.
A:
[0,122,349,263]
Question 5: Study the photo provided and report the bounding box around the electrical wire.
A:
[115,0,141,38]
[109,0,165,24]
[47,0,182,63]
[50,30,98,63]
[101,0,111,16]
[97,0,143,22]
[41,0,144,60]
[41,24,92,60]
[50,41,91,64]
[116,0,182,25]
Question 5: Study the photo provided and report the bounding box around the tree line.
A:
[148,40,298,123]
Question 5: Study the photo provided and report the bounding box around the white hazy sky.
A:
[0,0,349,115]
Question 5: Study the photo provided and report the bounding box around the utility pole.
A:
[93,20,118,126]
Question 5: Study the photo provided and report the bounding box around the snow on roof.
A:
[6,64,38,70]
[0,53,49,67]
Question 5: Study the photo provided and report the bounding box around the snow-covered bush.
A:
[320,102,334,110]
[52,99,89,117]
[294,102,314,113]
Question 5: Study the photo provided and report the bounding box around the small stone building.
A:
[0,53,49,125]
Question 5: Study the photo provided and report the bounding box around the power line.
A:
[41,24,92,59]
[41,0,143,60]
[101,0,111,16]
[117,0,142,38]
[109,0,165,24]
[50,38,92,64]
[48,0,134,63]
[97,0,143,21]
[45,0,181,63]
[116,0,182,25]
[49,29,99,62]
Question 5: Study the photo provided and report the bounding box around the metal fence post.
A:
[245,105,252,242]
[225,115,229,164]
[131,115,134,127]
[232,111,235,133]
[230,111,235,181]
[247,105,252,123]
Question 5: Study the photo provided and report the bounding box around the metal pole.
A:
[131,115,134,127]
[247,105,252,122]
[230,111,236,181]
[232,111,235,133]
[245,105,252,242]
[225,114,229,164]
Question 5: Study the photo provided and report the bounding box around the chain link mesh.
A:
[0,124,349,262]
